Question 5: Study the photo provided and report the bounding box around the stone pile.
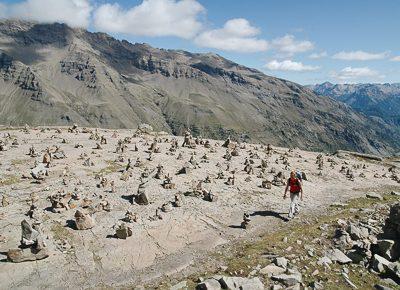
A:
[7,220,49,263]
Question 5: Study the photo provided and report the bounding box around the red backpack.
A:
[289,177,301,193]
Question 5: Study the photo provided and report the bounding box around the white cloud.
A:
[265,60,319,72]
[332,50,388,61]
[332,66,381,81]
[193,18,268,53]
[271,34,314,55]
[93,0,204,39]
[309,51,327,59]
[391,56,400,62]
[0,0,92,28]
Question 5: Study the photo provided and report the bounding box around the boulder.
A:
[115,223,132,239]
[387,262,400,282]
[374,285,393,290]
[137,123,153,134]
[196,278,221,290]
[219,276,264,290]
[7,247,49,263]
[384,204,400,239]
[346,248,369,264]
[317,256,332,266]
[259,264,286,277]
[31,163,48,180]
[372,254,391,273]
[325,249,352,264]
[347,223,369,240]
[135,192,149,205]
[271,273,302,287]
[74,210,95,230]
[366,193,383,200]
[274,257,288,268]
[170,281,187,290]
[377,239,398,261]
[21,219,40,246]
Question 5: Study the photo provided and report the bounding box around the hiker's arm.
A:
[299,182,304,200]
[284,181,289,198]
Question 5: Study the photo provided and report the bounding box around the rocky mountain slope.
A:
[308,82,400,127]
[0,20,399,154]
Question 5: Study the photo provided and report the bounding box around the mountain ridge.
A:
[0,19,399,155]
[308,82,400,127]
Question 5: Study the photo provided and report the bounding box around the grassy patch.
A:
[51,222,74,245]
[94,160,123,176]
[219,193,400,289]
[0,174,20,186]
[11,158,28,166]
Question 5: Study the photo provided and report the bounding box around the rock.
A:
[170,281,187,290]
[271,273,302,287]
[377,239,397,261]
[346,249,369,264]
[374,285,393,290]
[274,257,288,268]
[115,223,132,239]
[366,193,383,200]
[325,249,352,264]
[219,276,264,290]
[259,264,285,277]
[380,278,398,287]
[196,278,221,290]
[74,210,95,230]
[7,247,49,263]
[333,229,352,250]
[161,202,173,213]
[391,191,400,196]
[135,181,150,205]
[387,262,400,281]
[347,223,369,240]
[330,202,348,208]
[383,204,400,239]
[21,219,40,246]
[135,191,149,205]
[310,281,324,290]
[137,123,153,134]
[372,254,391,273]
[31,163,48,180]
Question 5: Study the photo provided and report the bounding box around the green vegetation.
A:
[0,174,20,186]
[94,160,123,176]
[11,158,28,166]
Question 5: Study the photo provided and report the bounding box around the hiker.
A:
[284,171,303,219]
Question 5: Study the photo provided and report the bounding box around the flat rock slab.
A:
[325,249,352,264]
[7,248,49,263]
[271,273,302,287]
[366,193,383,200]
[259,264,286,277]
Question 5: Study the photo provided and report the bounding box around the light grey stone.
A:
[325,249,352,264]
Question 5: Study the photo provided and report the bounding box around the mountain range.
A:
[0,20,399,155]
[308,82,400,127]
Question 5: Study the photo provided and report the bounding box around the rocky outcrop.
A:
[0,51,44,101]
[60,53,97,88]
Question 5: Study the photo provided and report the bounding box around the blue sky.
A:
[1,0,399,84]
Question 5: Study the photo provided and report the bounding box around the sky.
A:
[0,0,399,85]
